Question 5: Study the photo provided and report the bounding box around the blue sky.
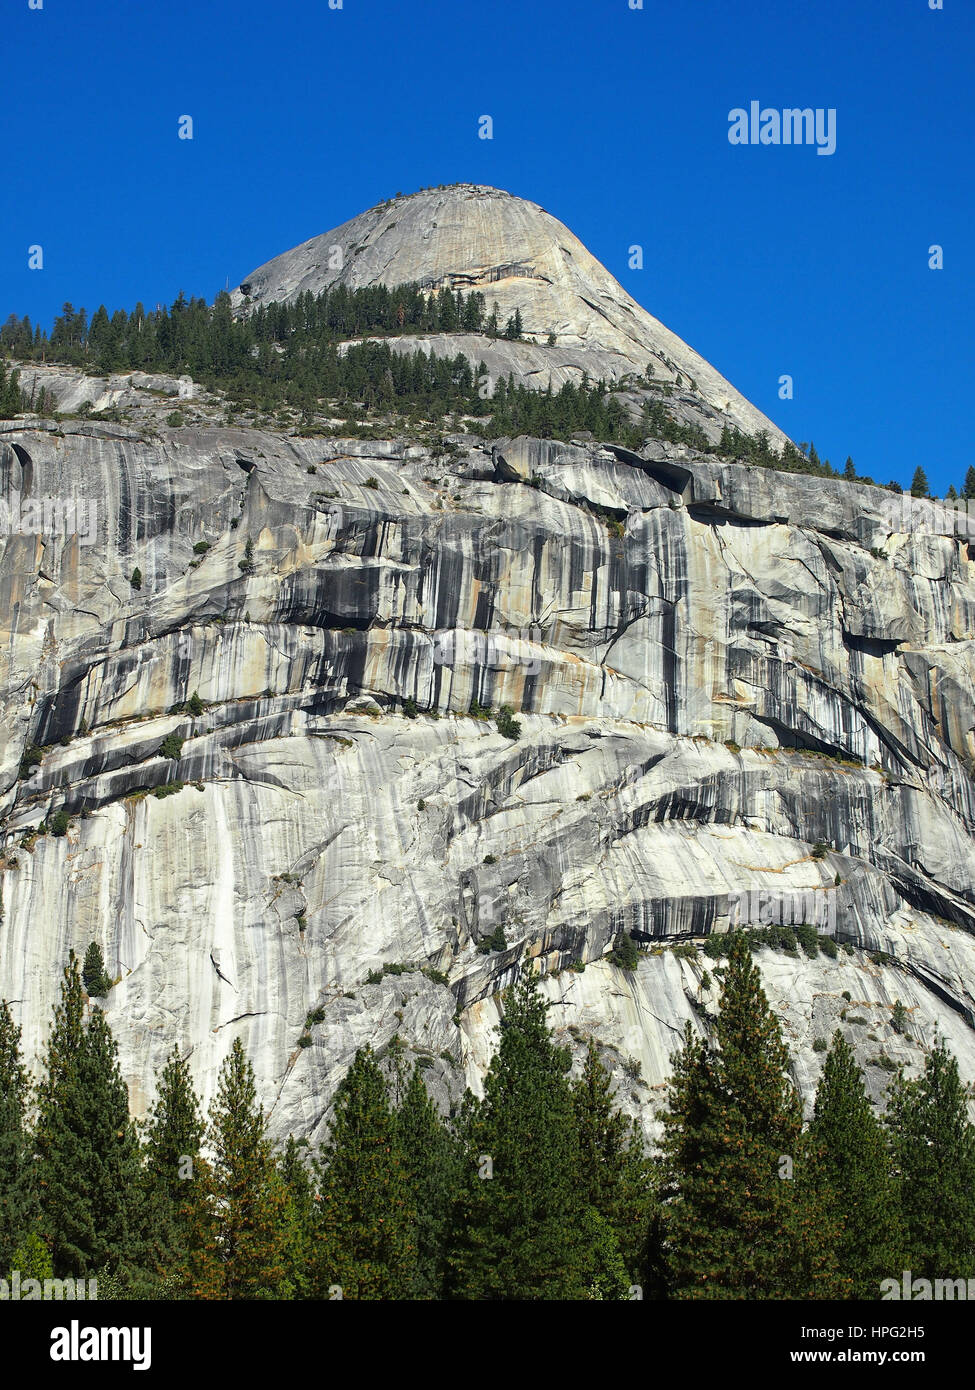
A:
[4,0,971,492]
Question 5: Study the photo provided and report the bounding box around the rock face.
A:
[233,184,787,447]
[1,187,974,1142]
[2,415,975,1141]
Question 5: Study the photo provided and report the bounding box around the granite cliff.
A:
[2,186,974,1143]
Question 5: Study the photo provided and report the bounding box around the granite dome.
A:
[233,184,786,445]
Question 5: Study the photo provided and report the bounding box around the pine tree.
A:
[572,1037,654,1283]
[278,1136,316,1299]
[947,484,959,501]
[34,955,89,1274]
[462,292,484,332]
[0,359,24,418]
[82,941,111,997]
[964,467,975,500]
[79,1008,148,1286]
[503,308,524,341]
[201,1037,288,1299]
[807,1031,897,1298]
[311,1045,416,1299]
[445,971,616,1299]
[660,933,837,1298]
[171,1151,222,1298]
[438,289,457,332]
[394,1063,462,1299]
[0,1000,35,1272]
[843,456,857,482]
[34,955,145,1281]
[910,467,930,498]
[142,1047,206,1283]
[886,1040,975,1279]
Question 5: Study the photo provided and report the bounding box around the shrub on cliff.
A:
[477,924,507,954]
[496,704,522,740]
[159,734,184,762]
[610,931,640,971]
[18,744,43,780]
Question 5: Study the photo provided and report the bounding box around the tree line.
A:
[0,284,516,381]
[2,932,973,1299]
[0,282,957,496]
[910,465,975,504]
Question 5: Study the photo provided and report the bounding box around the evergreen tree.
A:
[964,466,975,500]
[660,933,837,1298]
[33,955,89,1274]
[910,467,930,498]
[82,941,111,997]
[445,971,621,1299]
[170,1150,221,1299]
[0,1000,35,1272]
[438,289,457,332]
[572,1036,655,1283]
[394,1063,462,1299]
[0,359,24,419]
[462,292,484,332]
[886,1040,975,1279]
[947,484,959,502]
[311,1045,416,1299]
[843,456,857,482]
[278,1136,316,1299]
[142,1047,206,1284]
[80,1008,149,1288]
[425,291,439,333]
[200,1037,288,1299]
[807,1031,897,1298]
[34,955,145,1281]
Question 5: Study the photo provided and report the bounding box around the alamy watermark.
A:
[751,493,975,543]
[728,102,836,157]
[0,492,98,545]
[882,1271,975,1301]
[433,627,544,677]
[1,1269,97,1300]
[891,494,975,540]
[50,1320,151,1370]
[729,887,837,934]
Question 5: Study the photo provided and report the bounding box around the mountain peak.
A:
[233,184,786,445]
